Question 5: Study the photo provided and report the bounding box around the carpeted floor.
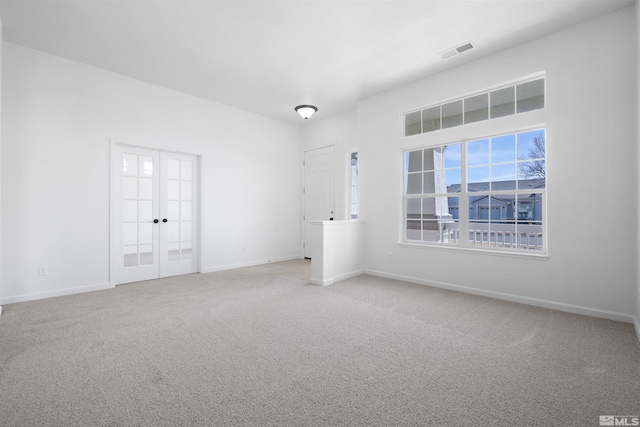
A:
[0,259,639,426]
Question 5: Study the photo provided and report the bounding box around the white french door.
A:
[113,145,199,284]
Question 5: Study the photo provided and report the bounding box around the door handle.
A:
[153,219,159,224]
[162,218,168,223]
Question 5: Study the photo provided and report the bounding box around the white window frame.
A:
[348,151,359,220]
[401,127,547,257]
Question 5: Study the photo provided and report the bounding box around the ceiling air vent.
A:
[440,41,475,59]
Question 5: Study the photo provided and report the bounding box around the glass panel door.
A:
[115,146,160,284]
[159,152,198,278]
[114,146,198,284]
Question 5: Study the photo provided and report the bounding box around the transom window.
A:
[404,129,546,253]
[404,77,545,136]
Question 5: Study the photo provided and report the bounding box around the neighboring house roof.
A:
[446,178,545,193]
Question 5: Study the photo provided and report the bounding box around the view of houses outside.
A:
[406,130,545,250]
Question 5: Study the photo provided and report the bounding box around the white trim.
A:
[2,282,114,305]
[397,242,550,260]
[364,269,636,324]
[310,269,364,286]
[634,316,640,344]
[0,305,3,317]
[201,255,302,274]
[110,139,203,285]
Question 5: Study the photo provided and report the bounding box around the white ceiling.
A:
[0,0,634,125]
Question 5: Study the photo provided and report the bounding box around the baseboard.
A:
[310,269,365,286]
[364,269,636,325]
[201,255,303,274]
[2,282,114,305]
[0,305,2,316]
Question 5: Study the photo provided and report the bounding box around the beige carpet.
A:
[0,259,639,426]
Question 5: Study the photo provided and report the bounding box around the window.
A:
[349,151,359,219]
[403,129,546,253]
[404,77,545,137]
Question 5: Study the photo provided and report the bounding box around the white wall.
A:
[0,15,3,314]
[302,110,358,221]
[1,42,303,303]
[636,0,640,335]
[355,7,637,321]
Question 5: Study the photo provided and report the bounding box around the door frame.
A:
[303,145,336,258]
[109,140,203,286]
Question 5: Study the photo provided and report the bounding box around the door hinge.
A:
[303,188,306,194]
[303,242,305,248]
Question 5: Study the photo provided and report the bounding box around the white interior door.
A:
[304,146,335,258]
[114,145,199,284]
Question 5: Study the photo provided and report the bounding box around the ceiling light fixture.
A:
[295,105,318,120]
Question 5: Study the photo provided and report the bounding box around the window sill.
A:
[398,241,550,260]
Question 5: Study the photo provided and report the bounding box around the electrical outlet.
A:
[388,252,393,261]
[39,265,48,276]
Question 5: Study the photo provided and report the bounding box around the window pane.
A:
[140,156,153,176]
[181,160,193,181]
[516,79,544,113]
[517,130,545,160]
[467,139,490,166]
[423,171,436,194]
[139,245,153,266]
[405,111,422,136]
[422,221,441,243]
[517,193,543,222]
[518,227,543,250]
[491,134,516,163]
[123,154,138,176]
[499,194,517,221]
[490,86,515,118]
[406,220,421,240]
[422,197,435,218]
[491,163,516,190]
[490,222,517,248]
[139,201,153,222]
[181,181,193,201]
[407,150,422,172]
[168,180,180,200]
[123,177,138,199]
[447,196,460,220]
[445,169,461,192]
[181,222,193,241]
[468,167,490,191]
[422,106,440,133]
[123,200,137,222]
[181,202,192,221]
[423,148,437,171]
[167,159,180,180]
[168,201,180,221]
[406,173,422,194]
[168,242,181,261]
[139,178,152,200]
[444,143,461,168]
[464,93,489,124]
[407,198,421,219]
[139,223,152,245]
[442,100,463,129]
[123,223,138,246]
[518,163,546,188]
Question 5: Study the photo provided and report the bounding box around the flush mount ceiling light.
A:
[295,105,318,119]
